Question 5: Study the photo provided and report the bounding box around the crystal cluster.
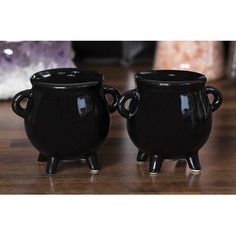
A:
[0,41,75,99]
[154,41,225,81]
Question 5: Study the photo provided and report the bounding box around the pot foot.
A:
[149,155,163,175]
[86,152,100,172]
[90,169,100,174]
[137,150,148,163]
[80,157,87,163]
[38,153,47,162]
[149,172,158,176]
[186,154,201,172]
[46,157,60,175]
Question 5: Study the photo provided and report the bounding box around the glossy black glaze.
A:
[47,157,60,175]
[149,155,164,175]
[85,152,100,174]
[12,68,120,174]
[118,70,223,174]
[136,150,148,163]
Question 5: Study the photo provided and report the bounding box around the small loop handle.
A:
[103,85,120,113]
[12,89,32,118]
[205,86,223,112]
[118,89,140,119]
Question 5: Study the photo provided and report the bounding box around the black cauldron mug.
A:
[12,68,120,174]
[118,70,222,175]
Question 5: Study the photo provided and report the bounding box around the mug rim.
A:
[30,68,104,88]
[135,70,207,86]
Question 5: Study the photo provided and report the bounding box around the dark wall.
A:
[72,41,156,65]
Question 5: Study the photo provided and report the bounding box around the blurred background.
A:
[0,41,235,99]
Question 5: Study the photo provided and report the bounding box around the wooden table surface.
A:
[0,64,236,194]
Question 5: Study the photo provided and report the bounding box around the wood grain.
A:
[0,64,236,194]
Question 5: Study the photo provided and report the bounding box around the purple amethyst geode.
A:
[0,41,75,99]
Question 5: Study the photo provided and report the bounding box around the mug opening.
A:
[30,68,104,87]
[135,70,206,85]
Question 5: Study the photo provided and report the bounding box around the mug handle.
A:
[118,89,140,119]
[103,85,120,113]
[12,89,32,119]
[205,86,223,112]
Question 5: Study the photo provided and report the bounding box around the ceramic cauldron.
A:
[12,68,120,174]
[118,70,222,175]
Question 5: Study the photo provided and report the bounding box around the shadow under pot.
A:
[118,70,222,175]
[12,68,120,175]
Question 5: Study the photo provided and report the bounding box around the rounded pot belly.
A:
[25,113,110,158]
[127,112,212,156]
